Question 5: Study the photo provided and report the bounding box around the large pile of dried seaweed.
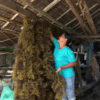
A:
[13,18,65,100]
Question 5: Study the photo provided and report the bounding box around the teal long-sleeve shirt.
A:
[53,38,76,78]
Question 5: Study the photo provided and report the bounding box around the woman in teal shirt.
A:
[50,32,77,100]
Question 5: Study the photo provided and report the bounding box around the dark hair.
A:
[59,32,71,41]
[65,33,70,40]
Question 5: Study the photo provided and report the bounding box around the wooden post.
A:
[78,0,97,35]
[65,0,92,42]
[92,53,100,80]
[76,53,83,94]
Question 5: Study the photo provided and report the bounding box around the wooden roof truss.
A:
[0,0,99,46]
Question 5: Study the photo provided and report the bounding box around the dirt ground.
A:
[77,81,100,100]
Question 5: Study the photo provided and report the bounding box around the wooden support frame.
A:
[92,53,100,79]
[43,0,61,12]
[0,29,19,37]
[18,0,78,35]
[93,0,100,5]
[0,31,16,44]
[73,35,100,38]
[3,28,20,34]
[37,0,61,16]
[0,37,17,43]
[0,0,36,17]
[0,67,12,70]
[56,8,71,21]
[56,3,78,21]
[64,3,98,26]
[1,14,19,29]
[94,39,100,42]
[1,0,35,29]
[73,8,100,30]
[0,75,12,79]
[0,16,22,26]
[76,53,83,94]
[65,0,92,36]
[78,0,97,35]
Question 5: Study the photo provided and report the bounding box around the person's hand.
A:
[56,67,62,73]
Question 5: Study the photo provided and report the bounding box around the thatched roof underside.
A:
[0,0,100,46]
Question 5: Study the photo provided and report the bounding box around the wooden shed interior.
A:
[0,0,100,100]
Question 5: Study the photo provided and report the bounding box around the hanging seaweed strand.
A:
[13,18,65,100]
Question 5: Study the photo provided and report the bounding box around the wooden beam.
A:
[94,39,100,42]
[37,0,61,16]
[96,0,100,5]
[1,14,19,29]
[0,0,36,17]
[92,53,100,79]
[0,41,11,46]
[0,29,19,37]
[56,3,78,21]
[0,37,17,43]
[73,35,100,38]
[0,31,16,44]
[56,9,71,21]
[0,73,12,76]
[73,8,100,30]
[3,29,20,34]
[0,16,22,26]
[93,0,100,5]
[0,67,12,70]
[76,53,83,94]
[64,3,98,26]
[19,0,78,35]
[78,0,97,34]
[43,0,61,12]
[0,75,12,79]
[1,0,35,29]
[0,52,14,55]
[65,0,92,36]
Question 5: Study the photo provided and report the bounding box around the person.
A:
[50,32,77,100]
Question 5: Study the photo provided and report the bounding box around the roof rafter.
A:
[56,8,71,21]
[73,35,100,38]
[65,0,92,36]
[64,3,98,26]
[1,13,19,29]
[37,0,61,16]
[56,3,78,21]
[0,15,22,26]
[37,0,61,17]
[0,0,36,17]
[73,8,100,30]
[0,0,35,29]
[18,0,78,35]
[43,0,61,12]
[4,28,20,34]
[95,39,100,42]
[0,37,17,43]
[93,0,100,5]
[78,0,97,35]
[0,31,15,44]
[0,29,19,37]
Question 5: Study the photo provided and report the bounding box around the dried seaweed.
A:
[13,18,65,100]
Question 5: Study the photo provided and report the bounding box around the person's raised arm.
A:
[50,32,54,41]
[49,32,59,47]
